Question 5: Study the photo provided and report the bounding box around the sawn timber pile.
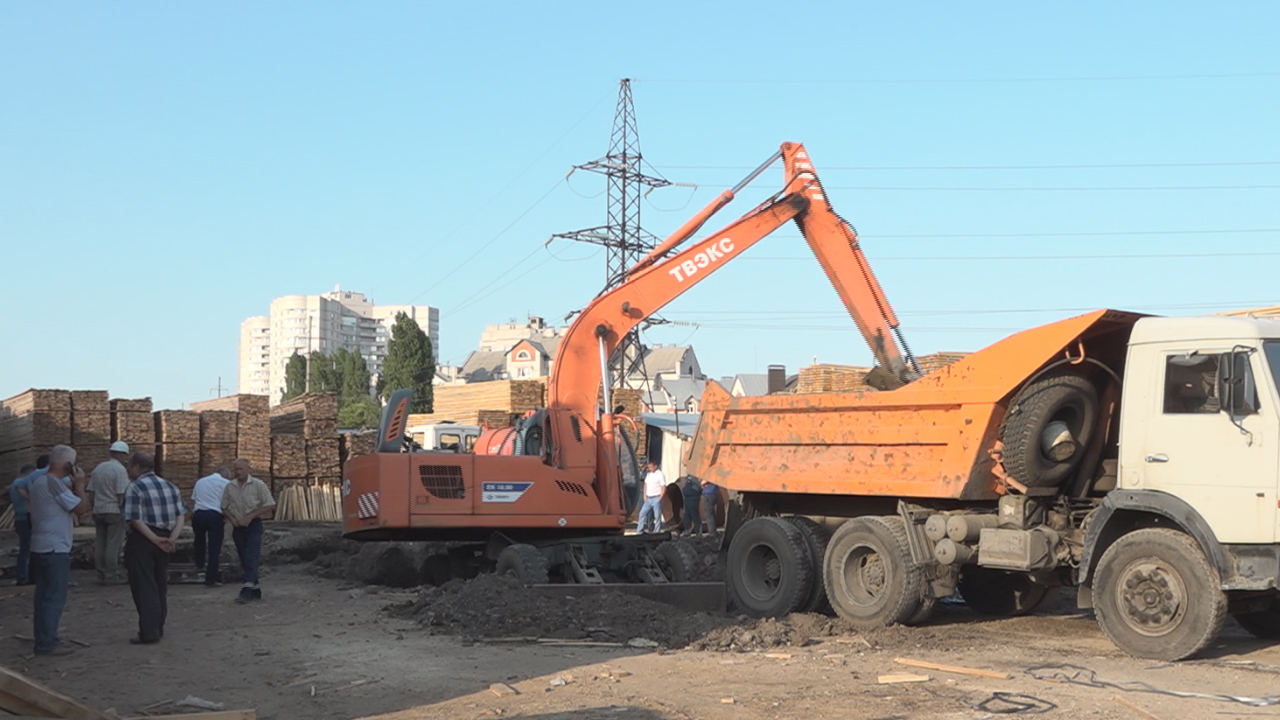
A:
[407,379,544,427]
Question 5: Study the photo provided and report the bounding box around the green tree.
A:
[334,348,372,405]
[338,395,381,429]
[283,351,307,402]
[380,312,434,412]
[309,351,340,394]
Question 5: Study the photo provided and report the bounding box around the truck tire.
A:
[824,516,922,629]
[1093,528,1226,660]
[727,517,813,617]
[958,567,1051,616]
[1232,597,1280,639]
[782,516,832,614]
[1001,373,1098,487]
[655,540,699,582]
[495,544,550,585]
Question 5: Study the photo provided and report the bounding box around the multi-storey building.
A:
[238,286,438,404]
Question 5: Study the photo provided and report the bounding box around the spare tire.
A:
[1001,373,1099,488]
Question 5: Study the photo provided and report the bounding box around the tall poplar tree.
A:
[379,312,434,412]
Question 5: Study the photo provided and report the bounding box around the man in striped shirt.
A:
[122,451,186,645]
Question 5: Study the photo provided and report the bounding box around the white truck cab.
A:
[405,422,481,453]
[1119,316,1280,544]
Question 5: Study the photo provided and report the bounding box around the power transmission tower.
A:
[553,78,671,392]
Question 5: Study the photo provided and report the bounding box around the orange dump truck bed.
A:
[685,310,1142,501]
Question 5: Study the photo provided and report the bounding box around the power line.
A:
[656,160,1280,171]
[822,184,1280,192]
[640,71,1280,85]
[742,251,1280,261]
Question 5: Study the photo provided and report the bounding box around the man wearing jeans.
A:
[28,445,90,656]
[222,458,275,604]
[636,461,667,534]
[86,441,131,584]
[8,456,46,585]
[190,466,230,587]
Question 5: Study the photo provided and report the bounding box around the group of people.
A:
[635,460,721,537]
[6,443,276,656]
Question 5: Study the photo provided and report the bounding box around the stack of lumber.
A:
[794,364,872,394]
[198,410,238,476]
[407,379,544,426]
[306,437,341,483]
[270,434,308,485]
[270,393,339,436]
[70,391,110,468]
[475,409,520,428]
[155,410,200,493]
[273,481,342,522]
[917,352,969,376]
[190,394,271,481]
[339,430,378,465]
[110,397,156,453]
[611,387,649,460]
[0,389,72,488]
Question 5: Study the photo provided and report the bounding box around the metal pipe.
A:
[598,333,612,419]
[630,149,784,275]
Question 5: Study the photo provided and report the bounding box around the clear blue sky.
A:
[3,2,1278,410]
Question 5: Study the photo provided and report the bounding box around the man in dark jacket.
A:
[681,476,703,537]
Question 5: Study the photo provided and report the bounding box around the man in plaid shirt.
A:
[122,451,186,645]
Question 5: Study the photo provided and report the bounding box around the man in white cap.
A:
[86,441,132,584]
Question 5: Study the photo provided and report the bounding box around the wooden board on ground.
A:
[0,663,112,719]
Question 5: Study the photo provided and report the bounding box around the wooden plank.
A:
[0,664,112,719]
[893,656,1011,680]
[129,707,257,712]
[877,673,930,684]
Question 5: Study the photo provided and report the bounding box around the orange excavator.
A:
[341,142,915,600]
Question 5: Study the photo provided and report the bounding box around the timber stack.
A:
[198,410,238,477]
[269,393,341,520]
[339,430,377,465]
[407,378,544,427]
[190,394,272,483]
[155,409,200,493]
[110,397,156,458]
[0,389,73,493]
[70,390,111,471]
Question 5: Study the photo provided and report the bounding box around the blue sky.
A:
[2,2,1278,410]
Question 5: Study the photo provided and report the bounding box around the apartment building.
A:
[238,286,439,404]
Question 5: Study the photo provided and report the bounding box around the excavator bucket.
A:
[528,581,726,613]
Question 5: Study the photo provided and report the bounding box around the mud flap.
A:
[528,582,726,613]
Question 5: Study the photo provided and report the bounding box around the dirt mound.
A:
[394,573,734,646]
[687,613,858,651]
[392,573,903,652]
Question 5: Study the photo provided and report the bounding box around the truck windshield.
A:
[1266,342,1280,396]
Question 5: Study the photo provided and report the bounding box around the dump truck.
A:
[687,310,1280,660]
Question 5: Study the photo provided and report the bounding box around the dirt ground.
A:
[4,525,1280,720]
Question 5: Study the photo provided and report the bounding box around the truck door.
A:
[1132,347,1278,543]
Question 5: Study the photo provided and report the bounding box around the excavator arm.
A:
[547,142,918,487]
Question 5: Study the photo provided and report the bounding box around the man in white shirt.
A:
[636,461,667,534]
[86,441,131,584]
[190,466,232,587]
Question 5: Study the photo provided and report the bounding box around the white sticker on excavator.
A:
[481,482,533,503]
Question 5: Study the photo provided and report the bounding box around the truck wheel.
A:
[727,517,813,617]
[1232,597,1280,639]
[495,544,550,585]
[1001,373,1098,487]
[1093,528,1226,660]
[824,516,922,628]
[905,597,938,625]
[958,567,1051,616]
[655,540,699,582]
[782,516,832,614]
